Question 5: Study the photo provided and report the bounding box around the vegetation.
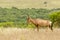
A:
[0,7,60,28]
[49,11,60,27]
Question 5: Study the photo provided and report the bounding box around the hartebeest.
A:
[27,16,53,31]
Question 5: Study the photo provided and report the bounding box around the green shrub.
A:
[0,22,14,28]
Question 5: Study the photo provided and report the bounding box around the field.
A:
[0,0,60,40]
[0,0,60,9]
[0,28,60,40]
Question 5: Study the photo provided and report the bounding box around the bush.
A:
[49,11,60,27]
[0,22,14,28]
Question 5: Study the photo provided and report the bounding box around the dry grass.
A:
[0,28,60,40]
[0,0,60,9]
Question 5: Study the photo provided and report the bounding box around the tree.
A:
[49,11,60,27]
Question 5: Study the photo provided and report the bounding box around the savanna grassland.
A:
[0,7,60,40]
[0,28,60,40]
[0,0,60,40]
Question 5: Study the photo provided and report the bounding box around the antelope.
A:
[27,16,53,31]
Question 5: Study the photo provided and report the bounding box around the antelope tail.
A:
[50,21,54,31]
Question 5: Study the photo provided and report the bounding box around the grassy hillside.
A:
[0,7,51,28]
[0,7,60,28]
